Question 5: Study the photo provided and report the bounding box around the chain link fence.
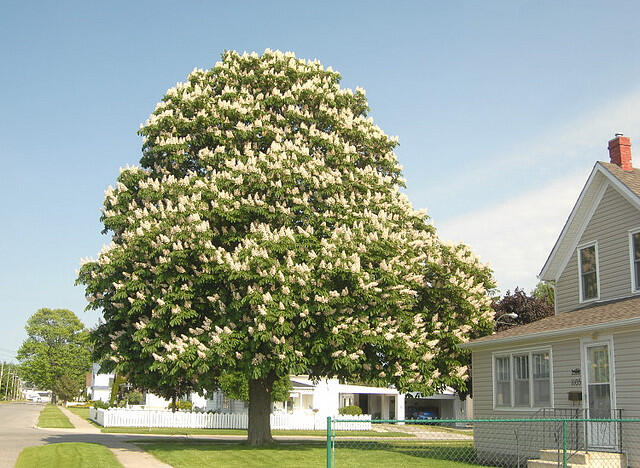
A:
[326,417,640,468]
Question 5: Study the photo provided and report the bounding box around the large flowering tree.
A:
[77,50,495,445]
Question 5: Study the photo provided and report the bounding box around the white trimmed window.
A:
[494,349,552,409]
[630,230,640,292]
[579,243,599,302]
[495,356,511,407]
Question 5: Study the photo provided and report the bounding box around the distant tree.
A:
[51,374,83,404]
[17,309,91,402]
[532,281,555,307]
[493,288,554,332]
[109,374,126,407]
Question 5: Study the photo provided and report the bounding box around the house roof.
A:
[539,161,640,281]
[463,295,640,349]
[290,379,314,388]
[599,161,640,198]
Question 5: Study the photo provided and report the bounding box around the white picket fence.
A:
[89,407,371,430]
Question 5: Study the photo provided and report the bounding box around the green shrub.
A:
[338,405,363,416]
[125,390,144,405]
[93,400,110,409]
[168,400,192,411]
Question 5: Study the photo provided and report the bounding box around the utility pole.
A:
[4,373,12,400]
[13,375,19,400]
[0,362,4,399]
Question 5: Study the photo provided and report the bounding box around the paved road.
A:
[0,403,172,468]
[0,403,47,468]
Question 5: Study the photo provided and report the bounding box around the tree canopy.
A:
[77,50,495,444]
[17,308,91,400]
[532,281,555,307]
[493,287,554,332]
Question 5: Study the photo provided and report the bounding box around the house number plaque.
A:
[570,368,581,387]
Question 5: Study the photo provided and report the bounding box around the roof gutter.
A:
[459,316,640,350]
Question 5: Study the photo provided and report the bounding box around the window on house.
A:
[532,351,551,407]
[579,244,598,301]
[495,356,511,407]
[222,395,231,411]
[632,232,640,291]
[513,355,530,407]
[494,350,552,409]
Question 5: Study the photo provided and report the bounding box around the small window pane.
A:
[588,346,609,384]
[633,233,640,290]
[514,355,530,407]
[533,352,551,407]
[495,357,511,407]
[580,246,596,274]
[580,246,598,300]
[634,233,640,261]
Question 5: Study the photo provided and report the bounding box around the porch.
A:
[512,408,626,468]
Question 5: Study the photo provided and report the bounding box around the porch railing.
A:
[514,407,623,467]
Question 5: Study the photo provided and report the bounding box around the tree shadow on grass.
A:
[335,440,501,467]
[132,440,329,468]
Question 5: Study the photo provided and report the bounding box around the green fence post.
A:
[326,416,333,468]
[562,419,567,468]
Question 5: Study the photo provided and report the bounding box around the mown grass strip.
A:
[15,442,123,468]
[138,440,490,468]
[37,404,74,428]
[67,407,90,420]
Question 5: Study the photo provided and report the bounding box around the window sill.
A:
[493,406,551,412]
[579,296,599,304]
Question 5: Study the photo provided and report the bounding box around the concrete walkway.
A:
[57,406,172,468]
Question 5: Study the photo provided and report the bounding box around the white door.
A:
[584,343,617,448]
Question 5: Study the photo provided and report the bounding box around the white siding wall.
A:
[614,330,640,466]
[556,186,640,313]
[472,338,581,461]
[473,338,581,420]
[473,326,640,465]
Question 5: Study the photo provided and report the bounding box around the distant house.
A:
[197,376,405,419]
[86,363,113,402]
[205,376,471,424]
[85,368,415,419]
[463,134,640,466]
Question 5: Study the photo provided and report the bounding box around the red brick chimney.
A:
[608,133,633,171]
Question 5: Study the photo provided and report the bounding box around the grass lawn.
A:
[67,407,90,419]
[101,426,410,437]
[15,442,123,468]
[37,404,74,428]
[404,423,473,436]
[138,440,491,468]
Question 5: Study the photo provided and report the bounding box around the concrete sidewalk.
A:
[58,406,172,468]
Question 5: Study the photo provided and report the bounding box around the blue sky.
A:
[3,0,640,362]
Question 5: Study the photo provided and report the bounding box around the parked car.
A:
[412,410,437,421]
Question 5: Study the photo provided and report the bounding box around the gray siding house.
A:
[463,135,640,467]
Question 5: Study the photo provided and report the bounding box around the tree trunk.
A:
[248,376,275,446]
[171,394,177,413]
